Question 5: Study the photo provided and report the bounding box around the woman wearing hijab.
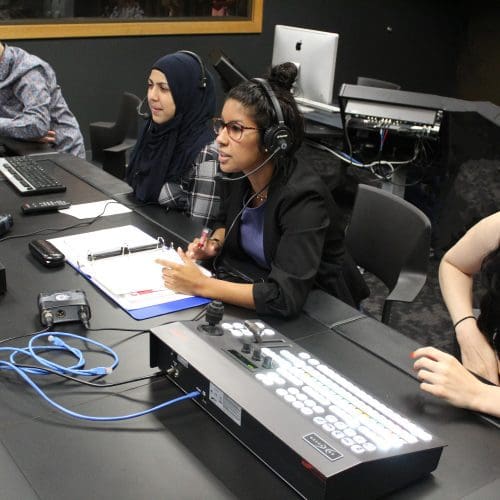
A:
[126,51,220,225]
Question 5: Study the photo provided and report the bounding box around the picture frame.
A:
[0,0,263,40]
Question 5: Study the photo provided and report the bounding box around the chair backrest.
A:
[356,76,401,90]
[345,184,431,304]
[115,92,142,140]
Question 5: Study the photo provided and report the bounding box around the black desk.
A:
[0,154,499,499]
[0,136,52,156]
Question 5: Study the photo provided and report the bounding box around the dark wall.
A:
[456,2,500,106]
[10,0,467,149]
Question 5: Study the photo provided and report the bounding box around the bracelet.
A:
[453,315,476,329]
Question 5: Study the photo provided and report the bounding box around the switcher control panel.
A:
[150,319,444,499]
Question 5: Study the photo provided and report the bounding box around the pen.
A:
[197,227,210,248]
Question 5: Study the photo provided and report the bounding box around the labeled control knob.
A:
[262,355,273,369]
[252,346,262,362]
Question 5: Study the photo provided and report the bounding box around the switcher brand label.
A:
[209,383,242,426]
[303,433,343,462]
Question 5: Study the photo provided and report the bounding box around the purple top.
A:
[239,201,269,269]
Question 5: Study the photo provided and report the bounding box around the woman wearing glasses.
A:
[157,63,368,317]
[126,51,220,225]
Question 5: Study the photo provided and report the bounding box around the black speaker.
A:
[252,78,293,155]
[178,50,208,89]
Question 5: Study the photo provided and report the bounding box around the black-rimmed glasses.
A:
[213,118,261,142]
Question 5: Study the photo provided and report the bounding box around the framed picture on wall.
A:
[0,0,263,39]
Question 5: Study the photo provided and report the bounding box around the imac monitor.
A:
[272,25,339,112]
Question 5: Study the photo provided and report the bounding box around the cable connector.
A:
[91,367,113,376]
[78,307,90,329]
[41,310,54,328]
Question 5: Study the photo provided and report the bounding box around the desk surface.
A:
[0,154,499,499]
[0,136,52,156]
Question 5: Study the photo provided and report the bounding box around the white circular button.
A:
[262,328,275,336]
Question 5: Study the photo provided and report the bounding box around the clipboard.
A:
[48,225,210,320]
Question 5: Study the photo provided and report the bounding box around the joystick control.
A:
[197,300,224,336]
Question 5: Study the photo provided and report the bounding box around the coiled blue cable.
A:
[0,331,200,421]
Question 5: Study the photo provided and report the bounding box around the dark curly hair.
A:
[477,246,500,353]
[226,62,304,162]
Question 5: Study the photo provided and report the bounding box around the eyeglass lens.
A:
[213,119,243,141]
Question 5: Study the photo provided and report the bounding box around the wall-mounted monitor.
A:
[272,25,339,113]
[209,49,249,93]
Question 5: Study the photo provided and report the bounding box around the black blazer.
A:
[213,160,368,317]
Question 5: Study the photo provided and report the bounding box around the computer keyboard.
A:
[0,156,66,195]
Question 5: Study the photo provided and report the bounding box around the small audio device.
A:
[29,239,65,267]
[38,289,91,328]
[21,200,71,214]
[0,213,13,236]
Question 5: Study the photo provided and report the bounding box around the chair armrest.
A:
[103,138,137,154]
[385,272,427,303]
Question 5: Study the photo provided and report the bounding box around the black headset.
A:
[252,78,293,156]
[178,50,208,89]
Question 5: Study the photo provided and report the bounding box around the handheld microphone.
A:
[215,147,280,182]
[137,96,150,119]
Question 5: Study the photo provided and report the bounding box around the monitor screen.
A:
[272,25,339,111]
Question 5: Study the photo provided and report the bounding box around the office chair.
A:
[356,77,401,90]
[345,184,431,324]
[89,91,141,178]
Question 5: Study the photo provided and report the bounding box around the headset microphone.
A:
[215,147,280,182]
[137,96,150,119]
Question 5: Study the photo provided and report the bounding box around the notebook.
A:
[48,225,210,319]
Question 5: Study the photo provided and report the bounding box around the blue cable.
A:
[0,331,201,421]
[2,331,119,377]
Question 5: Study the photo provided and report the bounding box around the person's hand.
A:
[412,346,490,410]
[36,130,56,144]
[186,237,221,261]
[156,248,210,296]
[456,321,499,384]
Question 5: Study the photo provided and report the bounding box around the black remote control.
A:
[21,200,71,214]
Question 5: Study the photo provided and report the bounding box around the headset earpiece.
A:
[252,78,293,156]
[178,50,208,89]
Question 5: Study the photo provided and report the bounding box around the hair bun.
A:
[268,62,298,92]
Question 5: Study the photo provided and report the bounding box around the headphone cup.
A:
[253,78,293,157]
[263,125,293,155]
[178,50,207,90]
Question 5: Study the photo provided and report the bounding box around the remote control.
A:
[21,200,71,214]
